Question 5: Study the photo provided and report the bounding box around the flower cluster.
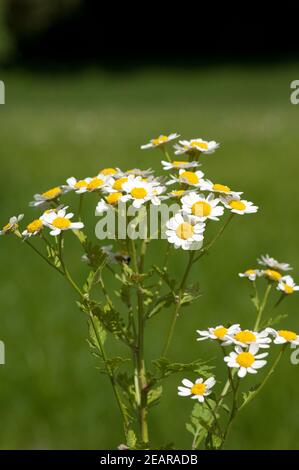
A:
[1,132,258,253]
[142,133,258,250]
[179,323,299,401]
[239,254,299,295]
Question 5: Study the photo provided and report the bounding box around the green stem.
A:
[24,239,64,275]
[88,312,130,437]
[193,213,234,264]
[130,238,149,445]
[161,146,172,163]
[238,345,286,412]
[254,284,272,331]
[162,251,195,357]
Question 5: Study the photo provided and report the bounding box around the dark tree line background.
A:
[2,0,299,67]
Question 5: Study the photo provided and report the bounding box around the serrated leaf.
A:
[185,422,196,436]
[147,293,174,319]
[106,356,130,372]
[127,429,137,449]
[180,282,202,307]
[147,385,163,407]
[262,313,288,329]
[153,357,213,380]
[88,314,107,352]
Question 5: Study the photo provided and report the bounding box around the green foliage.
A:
[153,357,214,381]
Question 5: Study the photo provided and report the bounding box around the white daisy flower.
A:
[266,328,299,346]
[221,196,258,215]
[141,133,179,150]
[181,192,224,221]
[165,213,205,250]
[0,214,24,235]
[166,169,205,187]
[257,254,292,272]
[22,218,44,238]
[197,324,240,342]
[277,275,299,295]
[42,206,84,236]
[178,377,216,403]
[239,269,262,281]
[161,160,200,170]
[222,329,271,349]
[224,344,268,378]
[95,193,123,215]
[121,177,165,208]
[174,138,219,155]
[200,180,242,197]
[30,186,63,207]
[105,176,129,193]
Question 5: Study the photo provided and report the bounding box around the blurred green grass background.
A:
[1,62,299,449]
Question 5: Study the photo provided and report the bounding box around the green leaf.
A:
[250,294,260,310]
[147,385,163,407]
[185,422,196,436]
[180,282,202,307]
[92,303,130,343]
[105,356,130,372]
[152,265,176,292]
[147,293,174,319]
[82,241,107,270]
[46,245,61,269]
[88,314,107,352]
[242,382,261,406]
[205,432,222,450]
[127,429,137,449]
[153,357,213,380]
[262,313,288,329]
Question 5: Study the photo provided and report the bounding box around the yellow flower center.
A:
[87,177,104,190]
[27,219,43,233]
[190,140,208,150]
[112,177,128,191]
[74,180,88,189]
[229,200,246,211]
[278,330,297,341]
[2,222,12,231]
[213,184,231,193]
[245,269,255,275]
[52,217,71,229]
[176,222,194,240]
[173,161,187,166]
[180,171,199,185]
[283,284,294,294]
[106,192,122,205]
[192,201,211,217]
[171,190,185,197]
[236,352,255,368]
[191,383,206,396]
[213,327,228,339]
[152,135,168,145]
[265,269,282,281]
[131,187,148,199]
[42,187,61,199]
[234,330,256,344]
[100,168,117,175]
